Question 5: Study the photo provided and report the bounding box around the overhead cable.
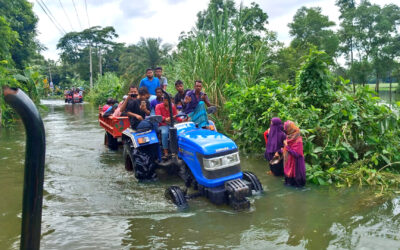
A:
[35,0,65,35]
[39,0,67,34]
[84,0,91,28]
[58,0,74,31]
[71,0,83,30]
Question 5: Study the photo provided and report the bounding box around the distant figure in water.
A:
[283,120,306,187]
[264,117,286,176]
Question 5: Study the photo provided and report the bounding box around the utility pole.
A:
[48,64,53,83]
[48,63,53,95]
[98,48,102,75]
[89,45,93,89]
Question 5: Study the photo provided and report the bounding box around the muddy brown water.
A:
[0,99,399,249]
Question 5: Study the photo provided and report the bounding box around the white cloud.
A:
[31,0,399,60]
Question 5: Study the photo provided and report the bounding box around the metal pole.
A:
[3,87,46,250]
[89,45,93,89]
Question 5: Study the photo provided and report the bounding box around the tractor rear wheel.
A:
[106,132,118,150]
[165,186,188,209]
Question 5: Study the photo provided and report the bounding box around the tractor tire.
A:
[165,186,188,209]
[123,142,134,171]
[106,132,118,150]
[243,171,263,193]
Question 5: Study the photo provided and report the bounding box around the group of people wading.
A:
[264,118,306,187]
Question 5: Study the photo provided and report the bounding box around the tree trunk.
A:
[98,48,102,76]
[375,73,379,93]
[350,38,355,93]
[89,45,93,89]
[389,73,392,107]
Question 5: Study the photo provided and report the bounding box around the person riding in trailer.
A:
[155,94,183,159]
[125,87,151,130]
[119,85,138,115]
[150,87,164,115]
[155,67,168,91]
[183,80,212,128]
[139,68,160,102]
[174,80,189,112]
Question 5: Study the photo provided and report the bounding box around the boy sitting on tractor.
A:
[155,94,183,159]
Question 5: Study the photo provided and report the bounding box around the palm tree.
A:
[119,37,172,86]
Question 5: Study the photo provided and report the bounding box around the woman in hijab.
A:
[283,120,306,187]
[264,117,286,176]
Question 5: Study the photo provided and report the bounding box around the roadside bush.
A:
[225,50,400,191]
[86,73,124,105]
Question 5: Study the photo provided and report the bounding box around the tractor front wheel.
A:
[165,186,188,209]
[243,171,263,193]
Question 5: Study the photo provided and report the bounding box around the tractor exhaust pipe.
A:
[161,89,179,154]
[3,87,46,250]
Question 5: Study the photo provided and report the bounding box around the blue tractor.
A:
[121,94,263,209]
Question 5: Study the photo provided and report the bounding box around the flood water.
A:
[1,99,400,249]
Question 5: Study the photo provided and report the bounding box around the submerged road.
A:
[0,100,399,249]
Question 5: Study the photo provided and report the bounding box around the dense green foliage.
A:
[0,0,43,126]
[86,73,124,105]
[225,49,400,190]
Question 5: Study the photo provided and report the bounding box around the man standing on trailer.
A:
[155,67,168,91]
[139,68,160,101]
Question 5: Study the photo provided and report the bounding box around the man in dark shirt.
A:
[183,80,212,128]
[120,85,138,116]
[125,87,151,130]
[173,80,189,112]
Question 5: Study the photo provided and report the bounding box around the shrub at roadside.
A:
[86,73,124,106]
[225,49,400,192]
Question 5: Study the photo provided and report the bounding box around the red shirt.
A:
[155,103,181,126]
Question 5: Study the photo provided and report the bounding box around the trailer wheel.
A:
[106,132,118,150]
[243,171,263,193]
[165,186,188,209]
[123,142,134,171]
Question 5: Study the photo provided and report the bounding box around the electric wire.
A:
[38,0,67,34]
[84,0,91,28]
[71,0,83,30]
[58,0,74,31]
[35,0,65,35]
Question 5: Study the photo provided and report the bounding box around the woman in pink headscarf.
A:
[283,120,306,187]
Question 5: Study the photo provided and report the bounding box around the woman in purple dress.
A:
[264,117,286,176]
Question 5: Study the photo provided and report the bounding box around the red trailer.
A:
[98,107,130,149]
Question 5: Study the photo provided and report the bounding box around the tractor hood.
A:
[178,126,238,156]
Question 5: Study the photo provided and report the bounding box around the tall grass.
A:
[171,3,275,108]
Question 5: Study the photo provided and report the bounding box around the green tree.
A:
[336,0,357,91]
[0,0,39,69]
[288,7,339,59]
[297,48,334,108]
[118,37,172,86]
[57,26,120,82]
[0,16,18,61]
[352,1,400,92]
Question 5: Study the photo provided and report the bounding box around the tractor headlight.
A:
[203,152,240,171]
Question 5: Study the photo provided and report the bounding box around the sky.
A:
[30,0,397,60]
